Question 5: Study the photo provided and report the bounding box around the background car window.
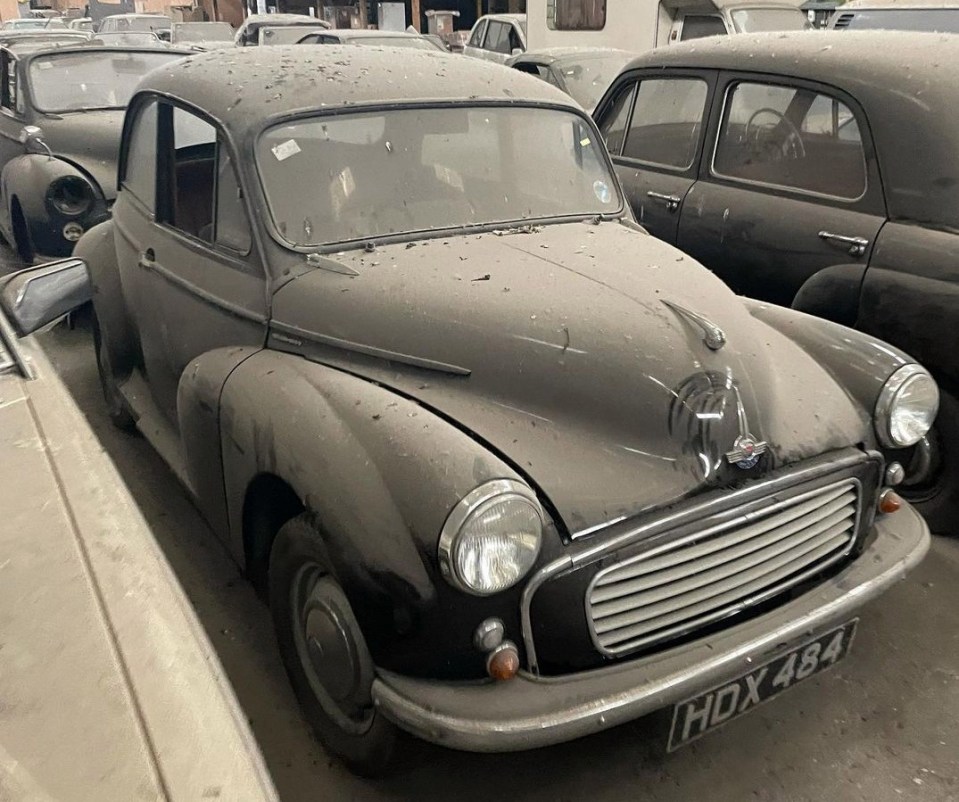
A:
[548,0,606,30]
[681,15,727,39]
[122,100,157,210]
[1,52,16,114]
[622,79,708,169]
[214,147,251,253]
[468,19,487,47]
[713,82,866,199]
[508,24,523,52]
[598,83,636,156]
[484,21,511,53]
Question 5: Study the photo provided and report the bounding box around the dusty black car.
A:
[593,31,959,530]
[0,43,187,262]
[78,46,933,775]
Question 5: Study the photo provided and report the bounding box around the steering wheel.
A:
[744,107,806,161]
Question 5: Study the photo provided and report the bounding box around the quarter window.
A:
[547,0,606,30]
[598,83,635,156]
[122,100,158,210]
[713,82,866,200]
[621,78,708,170]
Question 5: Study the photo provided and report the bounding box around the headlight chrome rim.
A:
[438,479,544,596]
[875,364,939,448]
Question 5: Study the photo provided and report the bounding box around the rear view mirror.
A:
[0,258,91,336]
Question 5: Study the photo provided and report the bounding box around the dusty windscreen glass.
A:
[731,7,811,31]
[257,106,621,247]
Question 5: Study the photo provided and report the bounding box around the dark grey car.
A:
[78,45,932,775]
[593,30,959,531]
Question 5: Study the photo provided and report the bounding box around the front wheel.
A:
[901,388,959,535]
[268,514,397,776]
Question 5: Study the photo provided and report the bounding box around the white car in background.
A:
[463,12,526,62]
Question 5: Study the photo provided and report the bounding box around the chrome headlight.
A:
[48,176,94,217]
[438,479,543,596]
[875,364,939,448]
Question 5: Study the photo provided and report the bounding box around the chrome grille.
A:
[587,479,861,656]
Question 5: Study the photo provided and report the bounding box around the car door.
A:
[113,96,266,427]
[596,70,715,244]
[676,74,886,306]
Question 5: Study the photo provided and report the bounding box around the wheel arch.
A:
[241,472,304,594]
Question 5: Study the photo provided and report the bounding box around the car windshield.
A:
[29,51,182,112]
[257,105,620,247]
[174,21,233,41]
[557,53,634,110]
[842,8,959,31]
[350,35,439,49]
[101,16,170,32]
[731,7,811,31]
[4,19,48,29]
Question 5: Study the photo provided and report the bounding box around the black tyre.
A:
[268,514,397,776]
[901,387,959,536]
[91,311,136,432]
[11,203,33,264]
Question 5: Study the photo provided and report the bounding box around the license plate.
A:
[668,619,858,752]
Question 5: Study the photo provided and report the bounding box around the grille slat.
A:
[597,484,853,586]
[587,479,860,655]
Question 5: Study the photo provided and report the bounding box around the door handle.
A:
[138,248,155,269]
[647,191,682,213]
[818,231,869,257]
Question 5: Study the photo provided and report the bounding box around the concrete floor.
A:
[31,317,959,802]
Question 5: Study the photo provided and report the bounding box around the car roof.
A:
[241,13,325,25]
[477,13,526,22]
[325,28,422,37]
[138,45,575,125]
[622,30,959,226]
[102,13,169,19]
[513,46,635,64]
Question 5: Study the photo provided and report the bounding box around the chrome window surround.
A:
[519,449,880,674]
[709,80,869,204]
[584,477,862,656]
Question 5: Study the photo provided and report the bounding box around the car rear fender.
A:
[792,262,868,327]
[74,220,141,379]
[213,349,525,608]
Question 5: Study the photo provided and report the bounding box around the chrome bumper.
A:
[372,503,929,752]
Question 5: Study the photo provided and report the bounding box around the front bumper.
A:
[372,502,929,752]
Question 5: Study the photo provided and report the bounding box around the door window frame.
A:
[0,49,21,118]
[702,71,886,214]
[468,18,488,48]
[598,68,718,180]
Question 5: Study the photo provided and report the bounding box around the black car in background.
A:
[593,31,959,530]
[0,43,187,261]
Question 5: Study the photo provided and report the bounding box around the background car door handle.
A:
[647,191,682,213]
[818,231,869,257]
[139,248,155,269]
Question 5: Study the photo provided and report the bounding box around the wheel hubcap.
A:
[291,565,374,734]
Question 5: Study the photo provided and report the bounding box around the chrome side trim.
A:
[520,449,879,673]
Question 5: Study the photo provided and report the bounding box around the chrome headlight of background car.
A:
[48,175,94,217]
[438,479,543,596]
[875,364,939,448]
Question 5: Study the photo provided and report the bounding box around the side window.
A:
[680,15,727,40]
[508,24,523,52]
[468,19,487,47]
[485,21,512,53]
[548,0,606,30]
[1,52,17,113]
[163,105,217,241]
[713,82,867,200]
[598,82,636,156]
[214,146,251,253]
[622,78,708,170]
[122,100,158,210]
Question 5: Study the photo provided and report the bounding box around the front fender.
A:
[744,299,914,434]
[3,155,107,256]
[214,349,540,678]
